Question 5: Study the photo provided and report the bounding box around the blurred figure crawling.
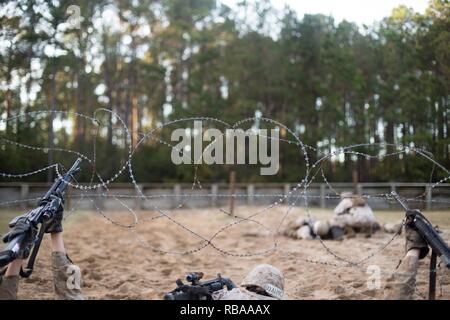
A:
[328,192,381,237]
[283,192,382,240]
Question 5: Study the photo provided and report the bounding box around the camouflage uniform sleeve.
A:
[383,249,420,300]
[212,288,277,300]
[212,288,254,300]
[211,288,227,300]
[0,275,19,300]
[52,251,85,300]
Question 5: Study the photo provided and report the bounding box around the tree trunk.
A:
[48,63,57,182]
[4,66,12,136]
[102,32,114,146]
[75,66,86,147]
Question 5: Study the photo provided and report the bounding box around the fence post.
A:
[356,183,363,195]
[135,184,144,210]
[20,184,29,209]
[320,184,326,208]
[389,184,396,209]
[284,184,290,206]
[173,184,181,209]
[247,184,255,206]
[211,184,218,207]
[390,183,397,194]
[426,185,432,211]
[229,171,236,215]
[95,186,105,211]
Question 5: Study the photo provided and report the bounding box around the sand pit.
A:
[8,206,450,300]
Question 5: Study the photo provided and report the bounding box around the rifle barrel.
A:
[68,158,82,175]
[390,191,409,211]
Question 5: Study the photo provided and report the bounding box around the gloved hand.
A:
[405,222,429,259]
[44,205,63,233]
[2,214,38,259]
[44,196,64,234]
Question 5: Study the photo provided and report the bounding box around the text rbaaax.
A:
[224,304,270,315]
[180,304,271,317]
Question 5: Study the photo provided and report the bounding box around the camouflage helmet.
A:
[241,264,285,299]
[340,192,366,207]
[313,220,330,237]
[351,196,366,207]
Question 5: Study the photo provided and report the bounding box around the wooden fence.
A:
[0,182,448,211]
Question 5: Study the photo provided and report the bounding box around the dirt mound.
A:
[13,206,450,300]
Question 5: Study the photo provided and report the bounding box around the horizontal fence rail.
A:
[0,182,449,211]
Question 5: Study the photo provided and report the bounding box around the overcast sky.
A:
[221,0,430,25]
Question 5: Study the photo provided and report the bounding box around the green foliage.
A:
[0,0,449,183]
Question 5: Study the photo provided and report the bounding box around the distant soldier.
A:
[283,192,380,240]
[212,264,286,300]
[313,192,381,240]
[0,205,84,300]
[330,192,380,234]
[282,217,315,240]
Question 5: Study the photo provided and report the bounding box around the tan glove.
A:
[405,224,429,259]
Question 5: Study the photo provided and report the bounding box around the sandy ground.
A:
[4,206,450,300]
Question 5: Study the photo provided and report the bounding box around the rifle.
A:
[391,191,450,299]
[164,272,237,300]
[0,158,82,277]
